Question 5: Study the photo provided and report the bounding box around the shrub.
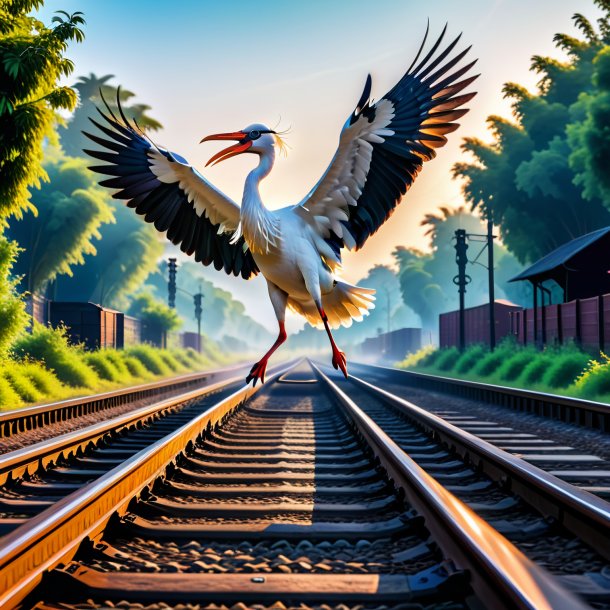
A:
[419,349,442,368]
[12,325,98,388]
[170,349,197,369]
[84,352,124,383]
[397,345,435,369]
[472,349,506,377]
[126,345,171,376]
[157,350,185,373]
[575,354,610,398]
[102,351,133,380]
[122,355,151,380]
[0,374,22,409]
[19,362,64,397]
[454,345,486,374]
[517,354,552,386]
[2,367,44,403]
[542,350,590,388]
[435,347,461,372]
[495,349,538,382]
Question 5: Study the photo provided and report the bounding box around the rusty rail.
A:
[0,363,249,440]
[313,363,590,610]
[0,361,296,609]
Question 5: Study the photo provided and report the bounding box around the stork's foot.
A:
[331,346,348,379]
[246,359,268,386]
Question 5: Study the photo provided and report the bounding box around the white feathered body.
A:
[238,162,375,330]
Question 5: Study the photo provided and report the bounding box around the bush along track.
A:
[0,325,231,410]
[398,340,610,402]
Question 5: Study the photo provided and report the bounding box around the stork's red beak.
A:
[200,131,251,167]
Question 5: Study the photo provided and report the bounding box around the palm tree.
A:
[60,73,162,156]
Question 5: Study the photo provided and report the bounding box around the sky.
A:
[36,0,603,333]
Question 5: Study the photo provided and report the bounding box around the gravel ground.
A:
[85,535,436,575]
[332,376,610,578]
[31,602,468,610]
[369,373,610,462]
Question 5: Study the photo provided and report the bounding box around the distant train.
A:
[26,295,201,351]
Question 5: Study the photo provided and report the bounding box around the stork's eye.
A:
[249,130,261,140]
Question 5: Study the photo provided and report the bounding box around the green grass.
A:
[125,345,172,376]
[0,328,234,411]
[85,352,129,383]
[0,375,22,409]
[435,347,461,372]
[454,344,486,375]
[495,349,538,382]
[402,340,607,402]
[12,325,99,388]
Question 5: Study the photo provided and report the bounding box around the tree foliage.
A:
[53,200,164,309]
[0,2,84,223]
[394,207,528,335]
[0,236,29,359]
[144,260,273,347]
[569,45,610,201]
[7,148,114,293]
[60,73,162,157]
[454,2,610,263]
[128,293,180,333]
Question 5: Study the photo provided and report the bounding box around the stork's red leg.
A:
[316,305,348,378]
[246,321,287,386]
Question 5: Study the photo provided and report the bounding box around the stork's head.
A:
[201,123,280,167]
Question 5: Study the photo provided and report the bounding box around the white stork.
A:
[85,25,477,385]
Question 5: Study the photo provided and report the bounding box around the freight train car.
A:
[49,302,122,350]
[440,300,521,348]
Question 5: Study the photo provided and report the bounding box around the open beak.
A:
[200,131,251,167]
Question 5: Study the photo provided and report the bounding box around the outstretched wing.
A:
[83,96,259,279]
[296,25,478,255]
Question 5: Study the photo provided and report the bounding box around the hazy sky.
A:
[36,0,602,332]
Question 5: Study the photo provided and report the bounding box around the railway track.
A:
[351,362,610,499]
[0,361,606,609]
[353,363,610,432]
[0,362,251,448]
[0,362,291,538]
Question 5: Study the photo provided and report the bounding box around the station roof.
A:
[510,227,610,283]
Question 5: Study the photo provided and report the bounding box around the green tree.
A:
[60,73,162,157]
[569,46,610,202]
[454,3,610,264]
[144,260,273,347]
[7,148,114,293]
[128,292,180,333]
[0,3,84,223]
[394,207,527,335]
[0,237,29,358]
[53,201,164,309]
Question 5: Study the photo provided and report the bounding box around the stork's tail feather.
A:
[288,281,376,330]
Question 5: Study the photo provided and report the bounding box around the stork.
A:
[84,25,477,385]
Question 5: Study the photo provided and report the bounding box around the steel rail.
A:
[0,362,250,441]
[312,363,589,610]
[0,361,296,610]
[0,367,255,486]
[352,363,610,432]
[344,368,610,560]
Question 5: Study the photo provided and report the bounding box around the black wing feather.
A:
[83,95,259,279]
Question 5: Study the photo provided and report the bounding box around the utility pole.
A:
[453,229,470,352]
[167,258,177,309]
[193,290,203,353]
[487,214,496,350]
